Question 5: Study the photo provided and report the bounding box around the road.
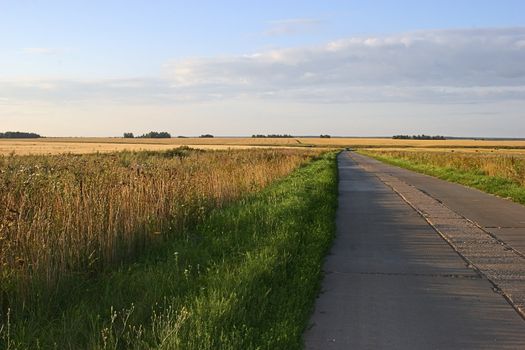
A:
[304,151,525,349]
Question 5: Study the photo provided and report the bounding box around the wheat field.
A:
[2,137,525,155]
[0,147,321,309]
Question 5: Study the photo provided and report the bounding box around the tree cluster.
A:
[320,134,331,138]
[124,132,172,139]
[393,135,446,140]
[252,134,294,138]
[0,131,41,138]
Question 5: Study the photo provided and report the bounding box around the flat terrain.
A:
[2,137,525,155]
[305,152,525,349]
[0,139,293,155]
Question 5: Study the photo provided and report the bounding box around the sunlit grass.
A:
[0,148,321,310]
[0,150,337,349]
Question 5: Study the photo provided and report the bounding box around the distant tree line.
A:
[123,132,172,139]
[124,132,216,138]
[0,131,41,138]
[252,134,294,138]
[320,134,331,138]
[393,135,446,140]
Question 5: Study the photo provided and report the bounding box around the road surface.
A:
[304,151,525,349]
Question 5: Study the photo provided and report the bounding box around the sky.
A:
[1,0,525,137]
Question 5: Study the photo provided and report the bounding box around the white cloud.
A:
[162,27,525,103]
[2,27,525,105]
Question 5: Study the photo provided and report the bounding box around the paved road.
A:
[304,151,525,349]
[356,152,525,255]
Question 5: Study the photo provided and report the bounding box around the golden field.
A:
[0,139,294,156]
[0,148,321,304]
[2,137,525,155]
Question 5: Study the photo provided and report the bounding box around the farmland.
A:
[3,139,525,349]
[3,137,525,156]
[0,147,336,349]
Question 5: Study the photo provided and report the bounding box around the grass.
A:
[0,148,320,320]
[362,149,525,205]
[1,150,338,349]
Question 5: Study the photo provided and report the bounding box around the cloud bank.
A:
[166,27,525,103]
[2,27,525,105]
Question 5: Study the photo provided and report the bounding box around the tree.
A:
[139,131,172,138]
[123,132,134,138]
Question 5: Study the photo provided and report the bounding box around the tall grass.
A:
[363,150,525,185]
[0,148,319,313]
[0,151,337,349]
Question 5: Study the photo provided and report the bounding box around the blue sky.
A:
[1,1,525,136]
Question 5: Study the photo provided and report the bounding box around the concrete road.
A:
[304,152,525,349]
[352,152,525,255]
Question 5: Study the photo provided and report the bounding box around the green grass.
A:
[1,153,338,350]
[362,152,525,205]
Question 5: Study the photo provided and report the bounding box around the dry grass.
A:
[0,147,320,303]
[0,151,337,349]
[364,149,525,186]
[3,137,525,155]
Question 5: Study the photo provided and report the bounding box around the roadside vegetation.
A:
[0,148,337,349]
[362,149,525,204]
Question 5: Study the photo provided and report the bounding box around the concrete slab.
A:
[306,274,525,350]
[485,228,525,255]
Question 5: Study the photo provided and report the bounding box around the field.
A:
[362,148,525,204]
[0,139,295,156]
[3,139,525,349]
[3,137,525,156]
[0,147,337,349]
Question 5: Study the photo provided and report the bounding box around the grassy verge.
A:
[361,151,525,205]
[1,152,338,350]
